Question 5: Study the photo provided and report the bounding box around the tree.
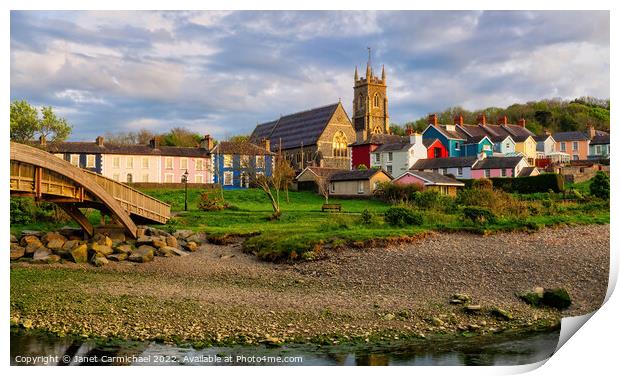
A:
[10,100,72,143]
[315,173,332,204]
[228,135,250,143]
[250,155,295,220]
[590,172,610,199]
[161,127,201,147]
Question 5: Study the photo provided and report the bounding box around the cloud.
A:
[10,10,610,141]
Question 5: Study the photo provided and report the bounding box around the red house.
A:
[424,138,449,159]
[349,134,406,169]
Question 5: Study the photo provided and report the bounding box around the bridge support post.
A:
[57,203,94,238]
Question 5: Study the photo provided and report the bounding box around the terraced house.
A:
[422,114,494,158]
[211,140,273,189]
[553,131,590,161]
[586,125,610,160]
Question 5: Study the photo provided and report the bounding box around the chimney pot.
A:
[497,115,508,126]
[200,134,213,150]
[454,114,464,126]
[96,136,104,147]
[149,137,160,149]
[587,124,596,139]
[428,114,438,127]
[406,127,414,136]
[39,135,46,146]
[477,114,487,126]
[517,118,526,127]
[262,138,271,152]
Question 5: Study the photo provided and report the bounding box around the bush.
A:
[377,182,423,203]
[360,209,373,225]
[10,198,35,224]
[462,206,496,224]
[472,178,493,190]
[491,174,565,193]
[357,164,368,170]
[384,207,424,227]
[197,189,228,211]
[590,172,610,199]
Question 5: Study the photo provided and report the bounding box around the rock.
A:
[46,239,65,251]
[173,229,194,239]
[490,307,513,321]
[185,241,198,252]
[220,254,235,260]
[464,304,482,313]
[89,243,114,256]
[152,238,167,249]
[451,293,471,303]
[383,313,395,321]
[431,317,444,326]
[260,335,283,347]
[25,241,44,255]
[136,236,154,246]
[20,230,44,238]
[533,287,545,297]
[186,233,206,244]
[62,240,81,252]
[159,246,188,257]
[32,254,61,264]
[165,236,178,248]
[115,244,133,254]
[71,244,89,263]
[20,235,41,247]
[129,245,155,263]
[91,254,109,267]
[542,288,572,310]
[156,247,175,257]
[58,227,83,238]
[146,227,170,237]
[93,234,113,247]
[107,253,128,262]
[33,247,51,261]
[10,234,18,243]
[109,232,126,243]
[10,244,25,260]
[176,239,187,248]
[41,232,67,244]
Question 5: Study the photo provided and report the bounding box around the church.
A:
[249,57,390,170]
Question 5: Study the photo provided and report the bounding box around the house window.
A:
[240,155,250,168]
[195,159,204,170]
[386,165,393,175]
[86,155,95,168]
[373,181,380,191]
[224,155,233,168]
[572,141,578,151]
[387,152,393,162]
[573,154,579,161]
[441,186,449,195]
[165,173,174,183]
[434,148,442,158]
[54,153,64,159]
[332,131,348,157]
[454,142,460,151]
[374,153,381,163]
[223,171,233,186]
[457,167,463,177]
[442,168,448,175]
[142,157,149,169]
[180,158,188,170]
[256,155,265,168]
[113,174,119,181]
[501,169,507,177]
[165,157,173,170]
[127,173,133,183]
[142,174,149,182]
[505,143,510,149]
[127,157,133,169]
[484,169,490,178]
[596,145,602,155]
[357,181,364,194]
[70,154,80,166]
[330,182,335,193]
[113,156,120,168]
[195,175,203,184]
[560,142,566,152]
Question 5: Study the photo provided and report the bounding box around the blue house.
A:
[212,140,274,189]
[422,122,466,158]
[40,135,104,173]
[423,115,494,158]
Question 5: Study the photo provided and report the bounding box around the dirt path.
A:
[10,224,609,345]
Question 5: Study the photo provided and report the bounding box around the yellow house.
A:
[498,118,538,165]
[329,169,392,197]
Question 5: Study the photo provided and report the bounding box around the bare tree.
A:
[315,173,332,204]
[250,154,295,220]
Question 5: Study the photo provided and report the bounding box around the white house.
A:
[370,133,427,176]
[409,156,479,179]
[534,134,557,158]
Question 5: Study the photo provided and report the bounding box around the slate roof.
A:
[250,103,344,150]
[552,131,589,142]
[402,171,465,186]
[590,131,610,145]
[373,142,411,153]
[212,141,273,155]
[423,138,442,148]
[500,124,536,142]
[534,135,554,142]
[349,133,406,146]
[479,124,513,143]
[410,156,478,170]
[329,169,392,182]
[39,141,211,157]
[431,124,467,140]
[517,166,538,177]
[296,167,344,180]
[471,156,524,170]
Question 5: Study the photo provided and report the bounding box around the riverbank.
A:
[10,224,609,347]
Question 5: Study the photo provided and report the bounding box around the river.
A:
[10,328,559,366]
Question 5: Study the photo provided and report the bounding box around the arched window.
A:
[332,131,348,158]
[357,95,364,110]
[126,173,133,183]
[372,125,383,134]
[373,93,381,108]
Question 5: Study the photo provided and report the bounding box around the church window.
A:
[373,93,381,108]
[372,125,383,134]
[332,131,348,158]
[357,95,364,110]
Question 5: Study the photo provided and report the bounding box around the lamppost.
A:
[182,169,189,211]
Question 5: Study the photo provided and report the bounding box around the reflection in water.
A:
[10,329,559,366]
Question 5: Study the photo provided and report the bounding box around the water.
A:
[10,329,560,366]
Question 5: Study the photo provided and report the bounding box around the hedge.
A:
[459,173,565,193]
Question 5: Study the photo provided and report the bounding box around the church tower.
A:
[352,51,389,142]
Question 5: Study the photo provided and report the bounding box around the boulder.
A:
[93,234,113,247]
[62,240,81,252]
[31,254,61,264]
[33,247,52,261]
[159,246,188,257]
[431,317,444,327]
[176,239,187,248]
[146,227,170,237]
[136,236,154,246]
[91,254,109,267]
[165,236,178,248]
[20,235,41,247]
[128,245,155,263]
[58,227,83,238]
[156,247,175,257]
[10,244,25,260]
[115,244,133,254]
[109,232,126,243]
[152,238,167,249]
[186,233,206,244]
[71,244,89,263]
[490,307,513,321]
[89,243,114,256]
[542,288,572,310]
[20,230,44,238]
[107,253,128,262]
[41,232,67,244]
[451,293,471,304]
[25,241,44,255]
[46,239,65,251]
[173,229,194,239]
[185,241,198,252]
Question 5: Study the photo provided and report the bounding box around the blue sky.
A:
[10,10,609,141]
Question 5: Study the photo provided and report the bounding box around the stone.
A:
[220,254,235,260]
[464,304,482,313]
[108,253,128,262]
[533,287,545,297]
[20,235,41,247]
[89,243,114,256]
[542,288,572,310]
[152,238,167,249]
[490,307,513,321]
[173,229,194,239]
[62,240,81,252]
[20,230,44,238]
[115,244,133,254]
[10,234,18,243]
[186,233,206,244]
[71,244,89,263]
[109,232,126,243]
[91,254,109,267]
[58,227,83,238]
[129,245,155,263]
[25,241,44,255]
[176,239,187,248]
[156,247,175,257]
[10,244,25,260]
[165,236,178,248]
[41,232,67,244]
[185,241,198,252]
[33,247,51,261]
[451,293,471,303]
[146,227,170,237]
[136,236,154,246]
[431,317,444,327]
[93,234,113,247]
[161,246,188,257]
[383,313,395,321]
[46,239,65,251]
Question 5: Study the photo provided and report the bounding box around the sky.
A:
[10,10,610,141]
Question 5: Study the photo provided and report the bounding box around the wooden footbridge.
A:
[10,142,170,238]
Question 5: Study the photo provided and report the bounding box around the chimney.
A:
[428,114,438,127]
[406,127,414,136]
[200,134,213,150]
[410,132,423,145]
[262,138,271,152]
[454,114,464,126]
[477,114,486,126]
[517,118,526,127]
[587,124,596,139]
[39,134,46,146]
[96,136,104,147]
[497,115,508,126]
[149,137,160,149]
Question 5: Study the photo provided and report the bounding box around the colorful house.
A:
[409,156,479,179]
[424,138,449,159]
[328,169,392,197]
[495,116,537,165]
[534,133,557,157]
[370,132,427,177]
[423,114,494,158]
[586,125,610,160]
[211,140,274,189]
[349,133,406,169]
[553,131,590,161]
[392,170,464,197]
[470,156,536,179]
[422,114,467,157]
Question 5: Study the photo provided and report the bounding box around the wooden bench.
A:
[321,203,342,212]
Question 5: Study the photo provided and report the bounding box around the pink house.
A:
[470,156,536,179]
[159,136,213,184]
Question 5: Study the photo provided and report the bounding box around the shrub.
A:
[462,206,496,224]
[360,209,373,225]
[10,198,35,224]
[357,164,368,170]
[490,174,565,193]
[472,178,493,190]
[384,207,424,227]
[377,182,423,203]
[590,172,610,199]
[197,189,228,211]
[165,217,179,234]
